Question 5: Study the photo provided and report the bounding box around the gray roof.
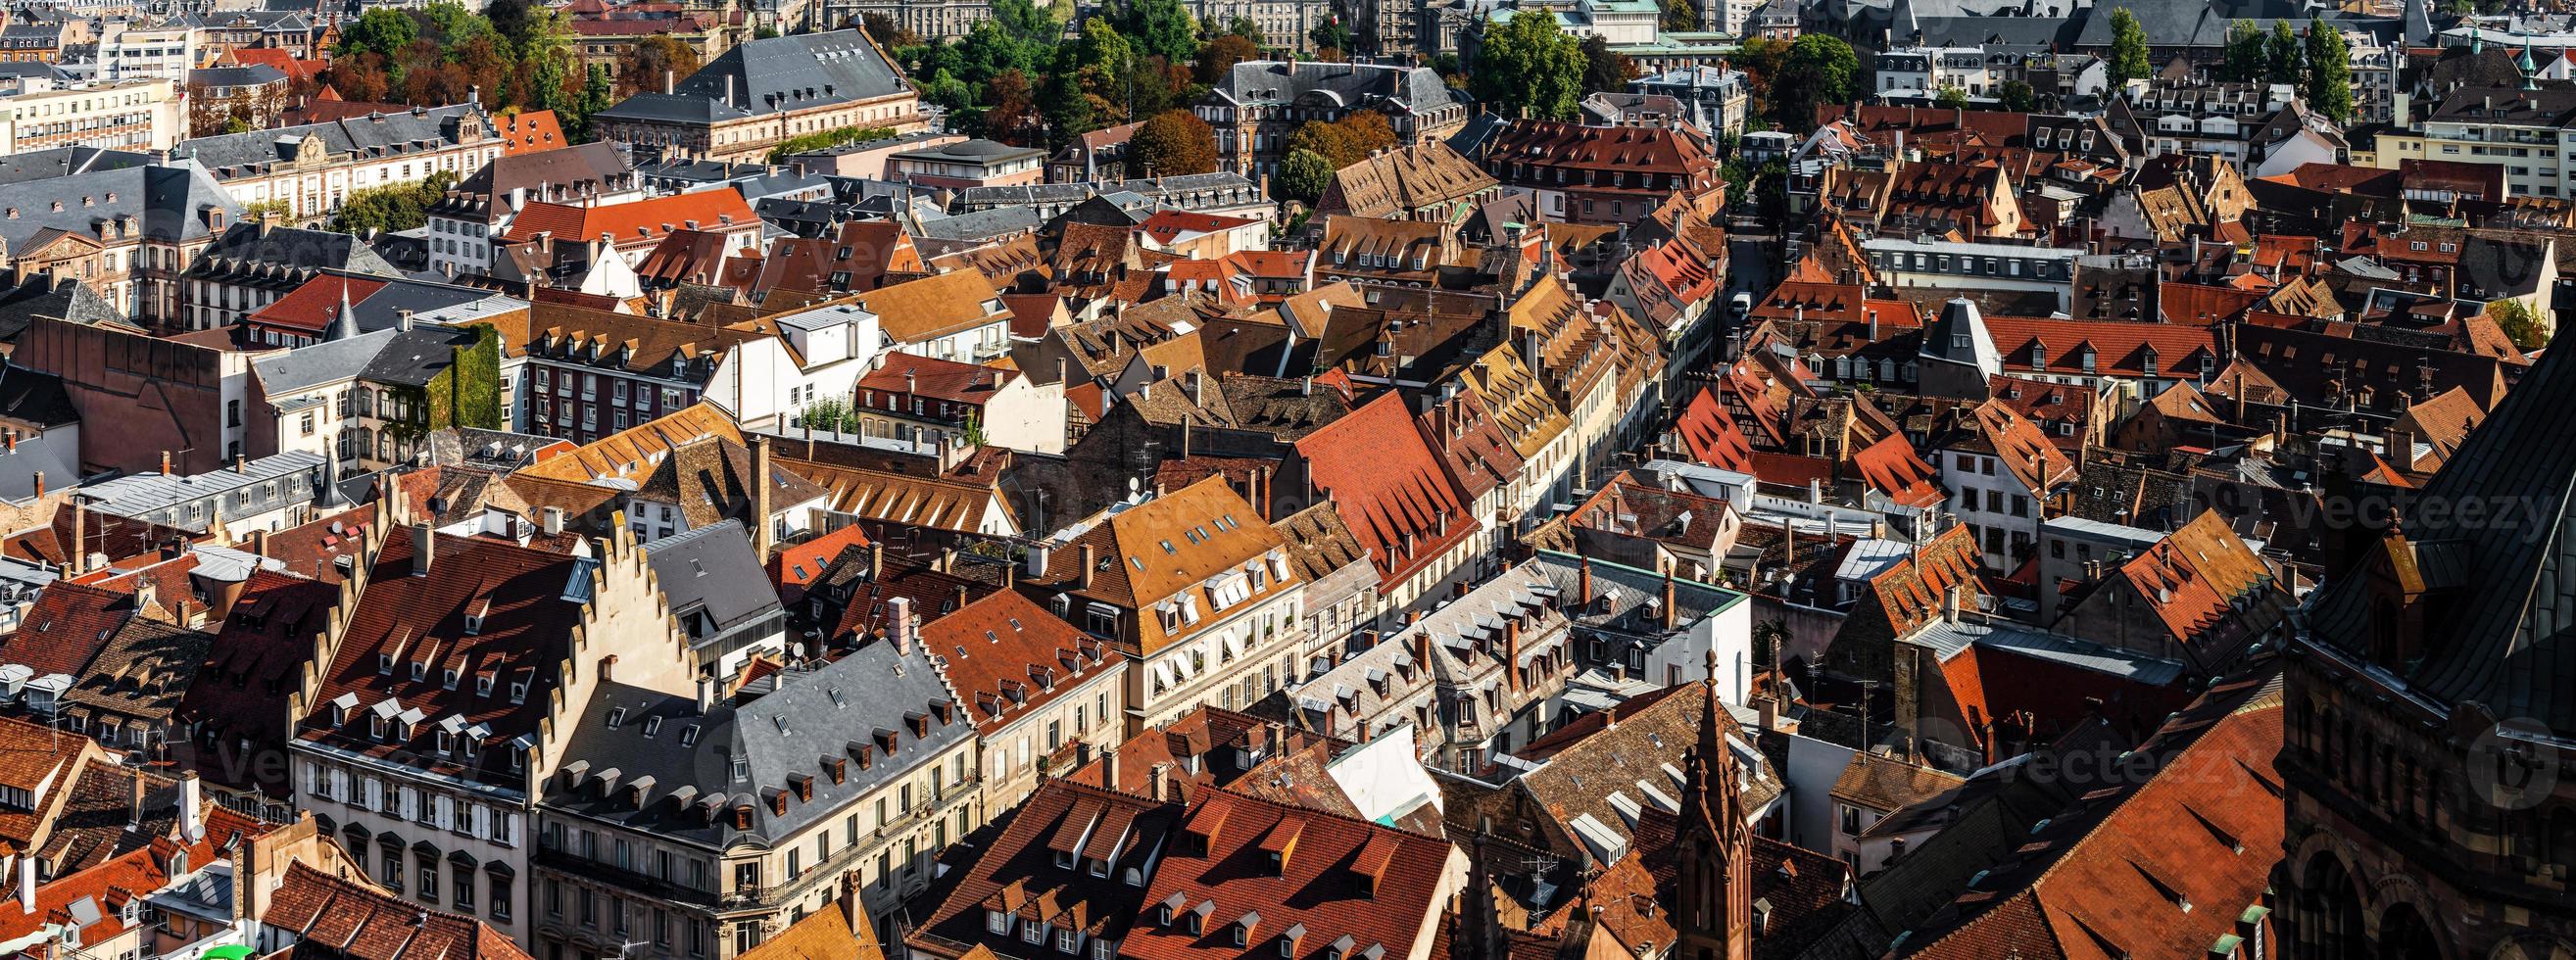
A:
[188,65,286,87]
[456,141,633,200]
[0,275,123,342]
[83,450,328,517]
[187,221,405,278]
[2073,0,2237,47]
[599,28,907,125]
[544,638,968,849]
[1209,60,1469,115]
[914,205,1045,242]
[1529,550,1746,637]
[1908,616,2187,687]
[171,104,490,181]
[252,327,400,394]
[950,171,1263,210]
[361,325,486,387]
[0,61,73,85]
[642,520,783,638]
[0,163,238,254]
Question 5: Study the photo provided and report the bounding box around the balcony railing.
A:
[532,847,717,907]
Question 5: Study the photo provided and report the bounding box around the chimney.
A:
[1502,618,1524,692]
[1411,623,1432,668]
[1578,556,1593,609]
[663,69,675,95]
[1149,762,1171,801]
[869,543,885,582]
[1663,572,1678,630]
[887,596,916,653]
[177,772,203,842]
[752,436,774,557]
[16,852,32,914]
[696,676,716,714]
[412,523,435,575]
[161,450,171,475]
[234,455,246,474]
[68,501,83,576]
[1103,744,1121,792]
[1078,544,1096,590]
[128,770,147,826]
[543,506,564,537]
[30,472,39,500]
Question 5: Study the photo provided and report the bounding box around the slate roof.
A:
[1209,60,1469,116]
[544,637,966,849]
[187,221,404,279]
[0,146,147,186]
[597,28,908,124]
[171,104,489,180]
[0,163,237,254]
[642,520,784,645]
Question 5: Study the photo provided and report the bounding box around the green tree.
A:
[341,9,418,61]
[1128,108,1219,175]
[1769,34,1861,128]
[574,63,612,139]
[1111,0,1198,65]
[1580,33,1632,95]
[613,34,703,97]
[1472,10,1585,120]
[957,17,1048,83]
[484,0,539,55]
[1042,48,1100,146]
[422,2,495,47]
[1934,85,1969,109]
[331,169,456,234]
[1226,14,1262,39]
[2304,24,2353,122]
[2490,298,2549,349]
[2223,20,2266,81]
[1310,17,1353,54]
[1997,78,2036,112]
[2107,8,2151,88]
[919,68,974,112]
[1277,147,1336,203]
[1662,0,1696,31]
[2266,20,2303,86]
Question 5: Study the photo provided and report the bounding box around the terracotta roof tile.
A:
[1292,392,1476,589]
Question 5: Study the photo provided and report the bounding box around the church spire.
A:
[327,280,359,342]
[1676,648,1753,960]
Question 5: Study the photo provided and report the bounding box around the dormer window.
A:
[441,670,460,691]
[409,661,426,683]
[509,680,528,703]
[369,716,387,740]
[378,653,395,675]
[476,675,495,696]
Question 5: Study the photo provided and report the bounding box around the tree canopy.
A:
[2108,8,2152,88]
[1472,10,1585,120]
[1128,109,1220,176]
[2304,25,2354,122]
[1768,34,1861,128]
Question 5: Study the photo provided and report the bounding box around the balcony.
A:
[532,847,716,907]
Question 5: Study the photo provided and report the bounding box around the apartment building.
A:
[0,160,239,322]
[0,78,179,154]
[1018,475,1310,735]
[1197,61,1473,176]
[590,30,926,166]
[922,590,1128,812]
[286,512,702,946]
[536,602,976,957]
[170,103,502,224]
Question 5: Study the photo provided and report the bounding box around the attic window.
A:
[680,725,702,747]
[606,708,628,729]
[509,679,528,703]
[476,675,495,696]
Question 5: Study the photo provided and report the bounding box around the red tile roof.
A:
[263,859,533,959]
[6,581,132,678]
[495,110,566,156]
[770,523,868,607]
[1293,391,1477,589]
[248,275,389,336]
[1136,211,1259,246]
[297,530,592,788]
[1851,434,1943,508]
[181,570,338,795]
[1908,684,2281,960]
[1121,789,1454,960]
[503,191,757,249]
[908,779,1178,956]
[1672,387,1755,473]
[1981,316,2219,380]
[856,351,1020,406]
[0,803,270,947]
[2157,281,2264,325]
[920,590,1120,733]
